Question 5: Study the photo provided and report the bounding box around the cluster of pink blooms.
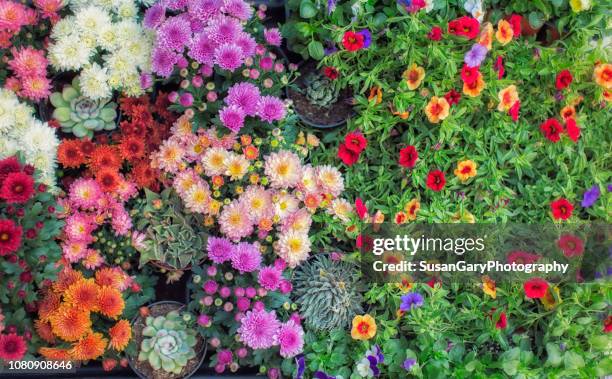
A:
[196,238,303,374]
[0,0,63,47]
[58,178,138,268]
[5,46,51,101]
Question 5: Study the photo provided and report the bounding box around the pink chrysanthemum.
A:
[264,150,302,189]
[0,1,27,32]
[219,104,245,132]
[234,32,257,58]
[111,206,132,236]
[19,76,51,101]
[8,47,47,77]
[69,179,102,210]
[62,241,88,263]
[237,309,280,350]
[277,320,304,358]
[222,0,253,21]
[165,0,189,11]
[82,249,104,270]
[188,32,217,66]
[225,82,260,116]
[206,15,241,44]
[264,28,282,47]
[214,43,243,71]
[207,236,233,264]
[151,47,179,77]
[231,242,261,273]
[257,96,286,123]
[240,185,273,222]
[219,200,253,240]
[115,180,138,202]
[143,3,166,29]
[257,265,282,291]
[157,15,192,51]
[64,213,95,243]
[187,0,222,22]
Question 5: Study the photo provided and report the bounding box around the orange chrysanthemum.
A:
[95,267,124,289]
[403,63,426,90]
[108,319,132,351]
[560,105,576,120]
[63,278,100,312]
[95,169,122,193]
[593,63,612,89]
[424,96,450,124]
[69,332,108,361]
[497,85,519,112]
[96,286,125,319]
[53,267,84,294]
[130,160,157,189]
[495,19,513,45]
[34,319,56,344]
[37,290,61,322]
[463,72,486,97]
[89,145,122,172]
[39,347,72,361]
[49,304,92,342]
[119,135,146,161]
[57,139,86,168]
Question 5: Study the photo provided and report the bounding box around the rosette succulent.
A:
[304,72,340,108]
[292,254,365,331]
[138,310,198,374]
[50,77,117,138]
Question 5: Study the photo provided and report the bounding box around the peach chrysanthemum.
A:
[224,153,250,180]
[316,165,344,197]
[328,198,353,223]
[264,151,302,189]
[69,332,107,361]
[63,278,100,312]
[276,230,311,268]
[96,286,125,319]
[82,249,105,270]
[156,141,185,173]
[219,200,253,241]
[240,185,273,223]
[184,183,212,214]
[201,147,229,176]
[108,319,131,352]
[49,304,92,342]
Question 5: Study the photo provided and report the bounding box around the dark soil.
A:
[288,62,353,127]
[131,303,205,379]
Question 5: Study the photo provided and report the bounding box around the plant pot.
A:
[538,21,562,46]
[286,61,354,129]
[128,301,207,379]
[521,16,542,37]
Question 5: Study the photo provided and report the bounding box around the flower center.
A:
[13,184,23,193]
[0,232,10,241]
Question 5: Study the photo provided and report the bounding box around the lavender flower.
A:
[400,292,424,311]
[295,355,305,379]
[327,0,337,15]
[581,185,600,207]
[464,44,488,68]
[403,358,417,371]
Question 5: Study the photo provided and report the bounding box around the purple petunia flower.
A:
[403,358,417,371]
[400,292,424,311]
[581,185,600,207]
[143,4,166,29]
[358,29,372,48]
[151,48,179,77]
[607,183,612,192]
[327,0,336,15]
[464,43,488,68]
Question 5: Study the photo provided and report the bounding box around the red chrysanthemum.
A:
[337,143,359,166]
[426,170,446,192]
[461,64,480,85]
[89,145,122,172]
[57,139,86,168]
[130,160,157,189]
[444,89,461,106]
[80,139,96,157]
[119,135,146,161]
[565,118,581,142]
[0,333,27,360]
[323,66,339,80]
[0,172,34,204]
[550,198,573,220]
[0,219,22,256]
[555,69,573,91]
[95,169,121,193]
[0,156,21,186]
[540,118,563,142]
[557,234,584,257]
[344,131,367,154]
[523,277,549,299]
[342,31,364,52]
[398,146,418,168]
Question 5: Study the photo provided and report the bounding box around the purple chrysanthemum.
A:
[219,104,246,132]
[157,16,192,51]
[234,32,257,58]
[214,43,244,71]
[264,28,282,47]
[400,292,424,311]
[225,82,260,116]
[464,43,488,68]
[207,236,233,264]
[165,0,189,10]
[188,32,217,66]
[187,0,222,22]
[581,185,600,208]
[231,242,262,273]
[277,320,304,358]
[140,73,153,89]
[151,47,179,77]
[237,309,280,349]
[257,96,286,123]
[207,15,242,44]
[222,0,253,20]
[143,4,166,29]
[257,265,282,290]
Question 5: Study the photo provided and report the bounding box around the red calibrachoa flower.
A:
[540,118,563,142]
[523,277,549,299]
[0,171,34,204]
[398,146,418,168]
[565,118,581,142]
[507,251,541,264]
[604,316,612,333]
[444,89,461,106]
[461,64,480,85]
[550,198,573,220]
[344,131,368,154]
[556,69,573,90]
[508,14,522,37]
[494,56,505,79]
[509,101,520,122]
[342,31,364,52]
[427,26,443,41]
[323,66,339,80]
[448,16,480,39]
[426,170,446,192]
[337,143,359,166]
[355,198,368,220]
[557,234,584,257]
[496,312,508,329]
[0,219,22,256]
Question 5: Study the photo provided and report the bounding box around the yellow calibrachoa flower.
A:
[424,96,450,123]
[404,199,420,221]
[560,105,576,120]
[451,210,476,223]
[403,63,426,90]
[570,0,591,12]
[463,73,486,97]
[495,19,513,45]
[454,160,477,182]
[497,85,519,112]
[541,286,562,310]
[368,86,383,104]
[593,63,612,89]
[482,275,496,299]
[351,314,377,340]
[478,22,494,50]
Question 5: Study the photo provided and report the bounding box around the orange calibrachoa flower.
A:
[351,314,377,340]
[404,199,420,221]
[69,333,108,361]
[97,286,125,319]
[541,286,562,310]
[603,89,612,102]
[394,211,408,224]
[403,63,426,90]
[454,160,478,182]
[63,278,101,313]
[478,22,494,50]
[108,320,132,351]
[482,275,496,298]
[463,72,486,97]
[424,96,450,123]
[560,105,576,120]
[49,304,92,342]
[368,86,383,104]
[593,63,612,89]
[497,85,519,112]
[495,19,513,45]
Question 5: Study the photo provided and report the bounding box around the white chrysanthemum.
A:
[123,75,145,97]
[104,51,134,81]
[298,165,319,194]
[316,165,345,197]
[0,93,18,133]
[13,102,33,128]
[115,0,138,19]
[76,6,111,35]
[21,120,59,156]
[96,25,119,51]
[0,138,18,158]
[27,150,56,175]
[240,186,273,222]
[274,193,299,220]
[49,34,93,71]
[224,153,250,180]
[264,151,302,189]
[276,230,311,268]
[114,19,141,45]
[91,0,115,10]
[329,198,353,223]
[80,64,111,100]
[202,147,229,176]
[184,184,212,214]
[50,16,76,40]
[122,37,150,68]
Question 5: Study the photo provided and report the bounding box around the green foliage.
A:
[304,71,341,108]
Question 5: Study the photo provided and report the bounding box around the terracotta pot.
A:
[521,16,542,37]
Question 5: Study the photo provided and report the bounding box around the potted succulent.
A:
[129,301,206,379]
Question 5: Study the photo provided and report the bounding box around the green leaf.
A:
[545,343,562,367]
[308,40,325,60]
[299,0,317,18]
[563,351,585,370]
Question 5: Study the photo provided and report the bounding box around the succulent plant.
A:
[292,254,365,332]
[304,72,340,108]
[134,188,207,277]
[50,77,117,138]
[138,310,198,374]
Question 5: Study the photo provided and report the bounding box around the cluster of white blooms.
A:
[49,1,154,100]
[0,89,59,188]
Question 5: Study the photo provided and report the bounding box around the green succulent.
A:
[138,310,198,374]
[304,72,340,108]
[135,188,207,275]
[50,77,117,138]
[292,254,365,332]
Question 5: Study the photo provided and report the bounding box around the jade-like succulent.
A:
[138,310,198,374]
[292,254,365,331]
[304,72,340,108]
[50,77,117,138]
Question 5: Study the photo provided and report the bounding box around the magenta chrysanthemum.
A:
[157,16,192,51]
[277,320,304,358]
[231,242,261,273]
[187,0,222,22]
[188,32,217,66]
[206,15,242,44]
[222,0,253,21]
[69,179,102,209]
[214,43,244,71]
[237,309,280,350]
[264,28,282,47]
[152,48,179,77]
[257,265,282,291]
[111,206,132,236]
[234,32,257,58]
[225,82,260,116]
[219,104,246,132]
[143,4,166,29]
[165,0,189,10]
[19,76,51,101]
[207,236,233,264]
[257,96,286,123]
